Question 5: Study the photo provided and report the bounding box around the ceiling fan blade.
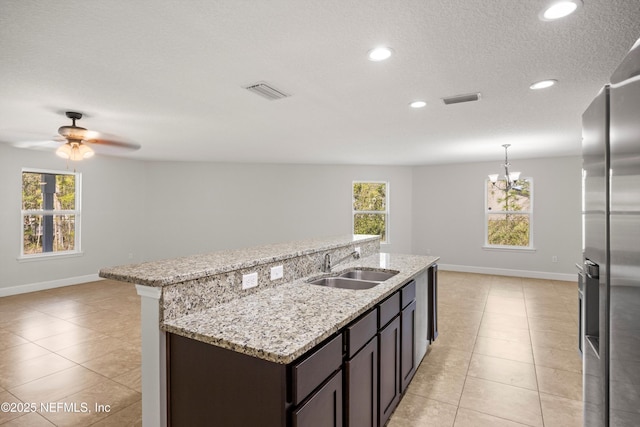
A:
[86,138,141,151]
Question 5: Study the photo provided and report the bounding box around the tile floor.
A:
[389,271,583,427]
[0,271,582,426]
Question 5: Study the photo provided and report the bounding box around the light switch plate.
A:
[242,272,258,290]
[270,265,283,280]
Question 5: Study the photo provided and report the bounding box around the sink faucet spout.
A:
[323,250,361,272]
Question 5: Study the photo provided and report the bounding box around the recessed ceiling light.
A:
[530,79,558,90]
[540,0,582,21]
[410,101,427,109]
[368,47,393,61]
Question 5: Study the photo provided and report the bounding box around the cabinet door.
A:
[400,300,417,392]
[346,337,378,427]
[292,370,343,427]
[378,316,400,427]
[428,265,438,342]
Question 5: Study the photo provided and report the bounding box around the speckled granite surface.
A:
[99,235,379,287]
[163,253,439,364]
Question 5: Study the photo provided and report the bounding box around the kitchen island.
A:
[100,235,438,426]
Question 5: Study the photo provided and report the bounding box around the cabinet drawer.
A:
[292,369,343,427]
[292,333,343,405]
[401,281,416,308]
[379,292,400,328]
[346,308,378,359]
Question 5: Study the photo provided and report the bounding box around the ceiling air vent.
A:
[442,92,481,105]
[244,81,290,101]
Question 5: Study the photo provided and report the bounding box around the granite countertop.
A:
[99,235,378,287]
[162,253,439,364]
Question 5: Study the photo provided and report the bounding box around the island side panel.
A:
[167,333,288,427]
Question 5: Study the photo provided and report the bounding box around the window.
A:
[353,181,388,242]
[21,168,82,258]
[485,178,533,248]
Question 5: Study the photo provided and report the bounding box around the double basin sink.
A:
[307,268,399,290]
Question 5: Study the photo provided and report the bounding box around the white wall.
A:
[412,156,582,280]
[141,162,413,260]
[1,147,580,293]
[0,144,147,293]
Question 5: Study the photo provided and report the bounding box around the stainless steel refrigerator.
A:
[581,37,640,427]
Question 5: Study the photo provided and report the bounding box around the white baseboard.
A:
[0,274,103,297]
[438,264,577,282]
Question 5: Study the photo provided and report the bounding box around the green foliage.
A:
[487,179,531,247]
[22,172,76,254]
[353,182,387,241]
[353,182,386,211]
[488,215,530,246]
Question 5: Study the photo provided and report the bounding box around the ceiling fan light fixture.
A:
[56,142,94,161]
[409,100,427,108]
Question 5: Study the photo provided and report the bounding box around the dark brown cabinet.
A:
[428,265,438,343]
[346,337,378,427]
[292,370,343,427]
[378,293,401,427]
[400,299,417,392]
[167,269,438,427]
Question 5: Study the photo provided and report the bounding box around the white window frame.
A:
[483,177,535,251]
[19,167,83,260]
[352,180,390,243]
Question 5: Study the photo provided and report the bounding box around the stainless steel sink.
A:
[338,269,398,282]
[307,277,380,290]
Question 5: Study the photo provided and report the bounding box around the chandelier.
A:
[488,144,523,192]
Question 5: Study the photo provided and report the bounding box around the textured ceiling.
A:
[1,0,639,165]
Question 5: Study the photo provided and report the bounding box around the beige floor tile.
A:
[539,392,583,427]
[56,336,134,364]
[468,353,537,390]
[481,312,529,331]
[38,379,141,427]
[484,300,527,317]
[112,367,141,393]
[459,377,543,427]
[0,342,51,366]
[90,400,142,427]
[477,325,532,345]
[429,329,477,352]
[0,390,23,424]
[9,365,106,404]
[454,407,532,427]
[533,346,582,373]
[488,288,525,299]
[527,309,575,323]
[473,336,533,364]
[0,329,29,350]
[16,319,90,342]
[407,367,466,405]
[33,327,108,352]
[536,366,583,401]
[0,313,64,334]
[81,347,140,378]
[530,329,578,352]
[35,300,106,320]
[420,346,472,376]
[0,353,76,389]
[387,392,457,427]
[1,411,56,426]
[528,317,577,335]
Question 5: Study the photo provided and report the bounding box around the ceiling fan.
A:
[3,111,141,161]
[54,111,140,161]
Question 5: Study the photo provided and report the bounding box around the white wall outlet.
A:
[270,265,284,280]
[242,272,258,290]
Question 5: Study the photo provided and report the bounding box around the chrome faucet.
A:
[323,250,360,272]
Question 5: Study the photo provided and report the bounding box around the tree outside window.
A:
[21,169,81,257]
[486,179,532,247]
[353,182,388,242]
